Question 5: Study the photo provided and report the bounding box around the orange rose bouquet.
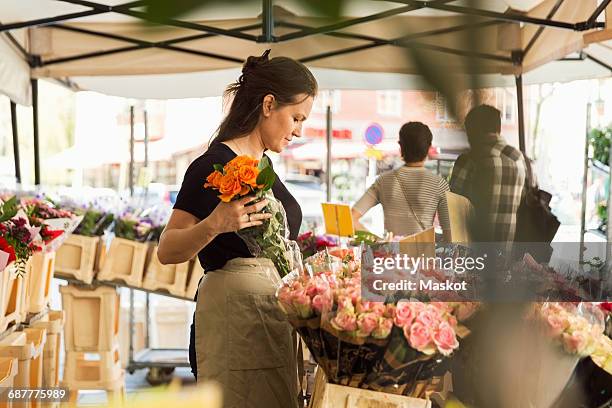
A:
[204,155,301,277]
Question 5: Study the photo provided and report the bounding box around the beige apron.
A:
[195,257,298,408]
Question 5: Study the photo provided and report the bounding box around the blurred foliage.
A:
[590,125,612,166]
[74,209,114,237]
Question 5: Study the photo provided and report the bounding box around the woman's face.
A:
[259,93,313,153]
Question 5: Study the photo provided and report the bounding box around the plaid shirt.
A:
[450,136,526,242]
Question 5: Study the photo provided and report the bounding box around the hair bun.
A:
[239,49,271,84]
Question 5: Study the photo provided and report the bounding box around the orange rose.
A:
[224,155,258,175]
[237,165,259,187]
[218,173,242,202]
[204,170,223,188]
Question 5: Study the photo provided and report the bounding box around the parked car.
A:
[283,174,326,224]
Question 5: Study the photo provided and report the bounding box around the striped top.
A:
[353,166,451,236]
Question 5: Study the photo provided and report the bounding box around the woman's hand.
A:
[208,195,272,234]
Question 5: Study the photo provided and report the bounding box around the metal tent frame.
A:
[3,0,612,184]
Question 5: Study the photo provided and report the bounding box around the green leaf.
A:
[213,164,224,172]
[258,156,270,171]
[0,196,18,223]
[256,166,276,191]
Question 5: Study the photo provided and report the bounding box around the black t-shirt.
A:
[173,143,302,272]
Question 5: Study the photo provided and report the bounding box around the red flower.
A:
[600,302,612,314]
[0,236,17,265]
[41,228,63,242]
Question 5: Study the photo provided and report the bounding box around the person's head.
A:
[464,104,502,146]
[210,50,317,153]
[398,122,433,163]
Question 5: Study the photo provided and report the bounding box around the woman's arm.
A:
[351,180,380,234]
[351,208,370,233]
[157,196,271,264]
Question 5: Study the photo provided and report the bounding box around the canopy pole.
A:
[326,105,332,202]
[32,79,41,185]
[129,105,135,197]
[515,74,526,155]
[261,0,274,43]
[579,103,591,265]
[10,101,21,184]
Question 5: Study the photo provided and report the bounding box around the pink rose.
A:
[312,293,332,314]
[394,301,416,328]
[433,321,459,356]
[292,291,313,319]
[278,286,296,314]
[356,313,379,337]
[406,322,433,352]
[372,317,393,339]
[546,314,569,337]
[305,276,330,297]
[337,296,355,314]
[356,301,385,316]
[331,311,357,332]
[562,331,588,355]
[415,308,440,328]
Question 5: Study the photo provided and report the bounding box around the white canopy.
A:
[0,0,610,104]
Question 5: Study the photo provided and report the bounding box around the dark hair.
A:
[210,50,317,146]
[464,104,501,145]
[399,122,432,163]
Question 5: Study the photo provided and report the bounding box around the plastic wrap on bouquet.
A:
[237,190,302,277]
[41,215,83,252]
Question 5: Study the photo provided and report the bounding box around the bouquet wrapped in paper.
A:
[22,197,82,252]
[204,155,301,277]
[277,248,476,396]
[0,197,43,275]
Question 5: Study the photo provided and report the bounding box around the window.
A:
[496,88,516,123]
[376,91,402,116]
[312,90,341,114]
[435,93,452,122]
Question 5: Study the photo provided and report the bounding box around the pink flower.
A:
[278,286,295,312]
[546,314,569,337]
[356,313,379,337]
[415,307,441,328]
[384,304,396,319]
[356,301,386,316]
[305,276,330,297]
[312,293,332,314]
[337,296,355,314]
[562,331,588,355]
[394,301,416,328]
[433,321,459,356]
[292,291,313,319]
[331,311,357,332]
[372,317,393,339]
[406,322,433,353]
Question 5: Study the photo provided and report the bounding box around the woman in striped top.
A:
[352,122,451,240]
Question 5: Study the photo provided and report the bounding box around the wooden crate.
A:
[0,357,18,408]
[62,345,125,407]
[60,285,119,352]
[0,328,47,408]
[185,259,204,300]
[54,235,101,284]
[0,265,24,333]
[30,311,65,388]
[309,369,432,408]
[142,246,190,297]
[96,238,149,287]
[26,251,56,314]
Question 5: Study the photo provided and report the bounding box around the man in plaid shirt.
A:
[450,105,526,242]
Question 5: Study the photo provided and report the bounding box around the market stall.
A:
[1,1,612,407]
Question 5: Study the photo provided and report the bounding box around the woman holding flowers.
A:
[157,50,316,408]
